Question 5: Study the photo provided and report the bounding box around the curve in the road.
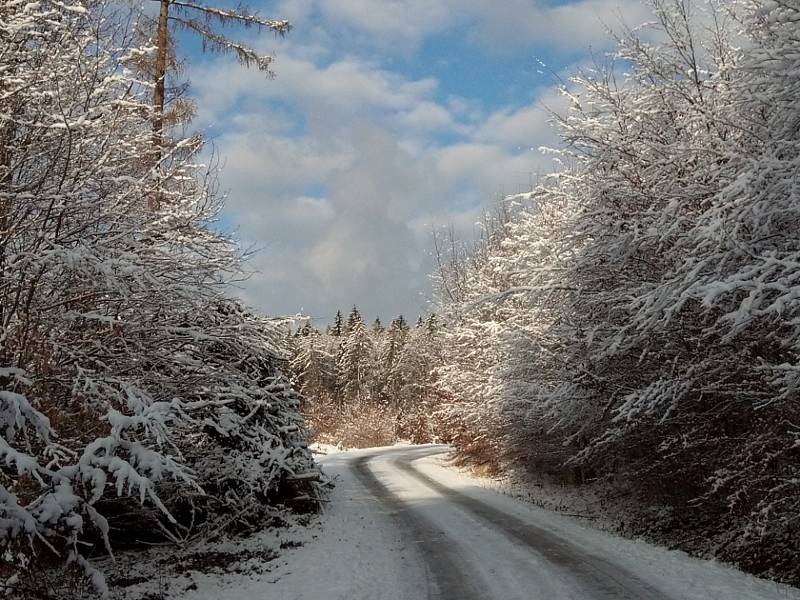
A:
[351,454,489,600]
[394,448,672,600]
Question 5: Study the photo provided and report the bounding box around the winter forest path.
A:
[185,444,800,600]
[353,445,670,600]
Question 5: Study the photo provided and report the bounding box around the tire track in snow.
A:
[352,454,488,600]
[395,449,672,600]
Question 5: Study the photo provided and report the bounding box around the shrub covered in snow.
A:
[0,1,319,595]
[433,0,800,584]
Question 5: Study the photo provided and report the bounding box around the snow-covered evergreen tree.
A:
[330,309,344,337]
[376,316,410,405]
[372,317,384,334]
[291,326,335,402]
[337,311,374,403]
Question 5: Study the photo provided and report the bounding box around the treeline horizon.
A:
[289,306,443,447]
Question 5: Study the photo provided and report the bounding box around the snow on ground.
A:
[111,443,800,600]
[104,511,314,599]
[158,445,429,600]
[410,448,800,600]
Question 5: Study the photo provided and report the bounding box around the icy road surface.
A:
[189,444,800,600]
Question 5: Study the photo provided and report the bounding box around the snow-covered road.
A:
[354,445,669,599]
[187,444,800,600]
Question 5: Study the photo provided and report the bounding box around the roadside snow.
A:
[111,444,800,600]
[180,445,428,600]
[410,449,800,600]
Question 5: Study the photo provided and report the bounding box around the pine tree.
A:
[346,305,362,333]
[330,310,344,336]
[337,311,374,403]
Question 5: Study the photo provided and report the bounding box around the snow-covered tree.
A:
[337,311,374,403]
[389,318,443,441]
[431,0,800,581]
[345,305,362,333]
[0,1,317,594]
[371,317,384,334]
[375,316,410,404]
[291,326,335,402]
[329,310,344,337]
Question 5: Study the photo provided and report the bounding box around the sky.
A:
[183,0,654,325]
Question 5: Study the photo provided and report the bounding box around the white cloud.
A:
[311,0,462,54]
[460,0,653,54]
[396,101,456,132]
[473,86,568,147]
[272,0,652,55]
[193,51,445,132]
[213,128,352,200]
[186,1,659,320]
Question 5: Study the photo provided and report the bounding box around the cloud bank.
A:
[189,0,652,322]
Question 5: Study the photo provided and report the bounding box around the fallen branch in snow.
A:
[291,494,331,503]
[286,471,323,482]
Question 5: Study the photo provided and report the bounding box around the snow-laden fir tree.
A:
[291,327,335,403]
[329,310,344,337]
[336,311,374,404]
[376,316,410,405]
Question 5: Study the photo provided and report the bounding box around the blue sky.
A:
[182,0,652,324]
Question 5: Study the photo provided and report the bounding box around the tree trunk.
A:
[153,0,169,148]
[150,0,170,209]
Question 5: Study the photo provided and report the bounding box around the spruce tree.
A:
[291,329,333,401]
[393,314,409,331]
[346,305,362,333]
[337,311,374,403]
[377,317,410,405]
[372,317,384,333]
[330,310,344,336]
